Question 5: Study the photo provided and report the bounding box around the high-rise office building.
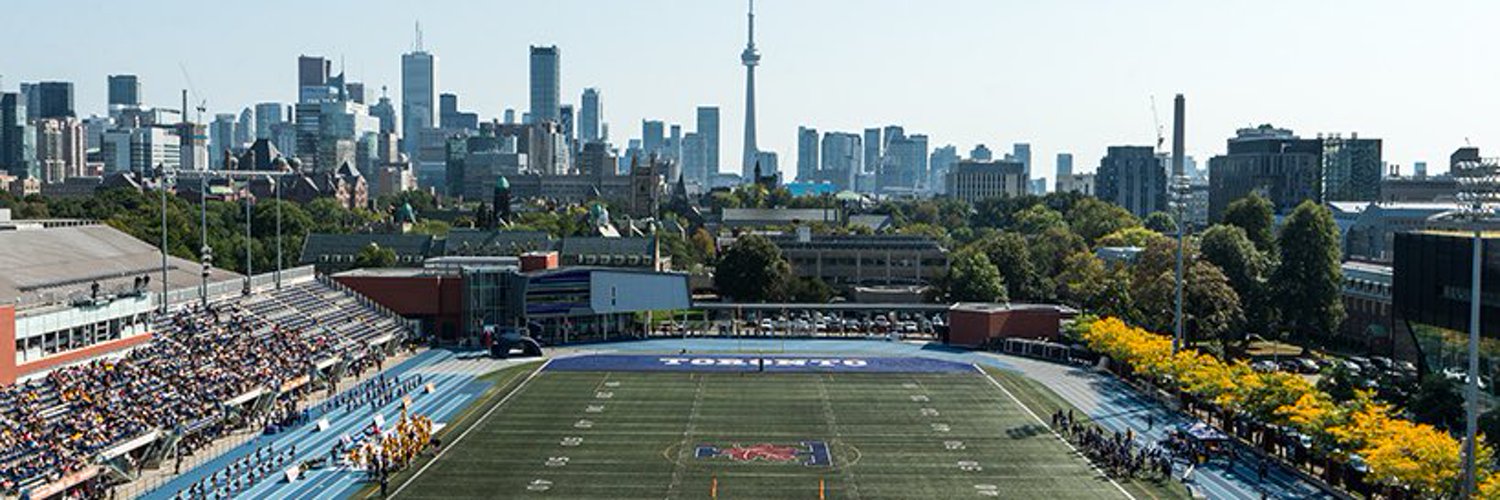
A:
[881,132,926,191]
[1056,152,1073,178]
[797,126,819,181]
[402,36,437,156]
[1321,134,1383,202]
[235,107,255,146]
[0,92,32,178]
[946,159,1026,204]
[34,117,84,182]
[298,56,334,104]
[642,120,665,158]
[1096,145,1166,218]
[929,145,959,194]
[1010,143,1032,192]
[439,93,478,132]
[580,88,601,144]
[1207,125,1323,219]
[107,75,140,114]
[682,132,704,185]
[34,82,75,119]
[101,126,179,174]
[1413,161,1429,178]
[696,106,719,177]
[560,105,577,152]
[820,131,862,191]
[254,102,284,140]
[370,94,396,134]
[970,144,993,161]
[530,46,561,123]
[210,113,238,167]
[863,128,881,176]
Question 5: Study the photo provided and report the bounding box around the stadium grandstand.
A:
[0,220,414,498]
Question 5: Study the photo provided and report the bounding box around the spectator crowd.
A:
[0,301,390,496]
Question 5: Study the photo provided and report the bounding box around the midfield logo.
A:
[695,441,832,467]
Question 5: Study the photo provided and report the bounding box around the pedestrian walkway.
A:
[140,349,531,500]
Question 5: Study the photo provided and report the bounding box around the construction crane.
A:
[1150,95,1165,152]
[178,62,206,125]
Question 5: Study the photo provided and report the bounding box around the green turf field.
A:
[395,364,1132,499]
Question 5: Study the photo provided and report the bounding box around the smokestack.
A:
[1172,94,1185,176]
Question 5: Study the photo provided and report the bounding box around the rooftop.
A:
[0,224,241,309]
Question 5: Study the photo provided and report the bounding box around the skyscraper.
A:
[235,107,255,146]
[820,131,861,190]
[696,106,719,178]
[929,145,958,194]
[34,82,75,119]
[1056,152,1073,178]
[34,117,84,182]
[560,105,576,149]
[107,75,140,115]
[740,0,761,179]
[1010,143,1031,191]
[863,128,881,175]
[401,26,437,156]
[530,46,561,123]
[580,88,601,144]
[254,102,284,140]
[1321,134,1383,202]
[210,113,237,167]
[0,92,31,177]
[1207,125,1323,219]
[642,120,665,157]
[1097,145,1166,218]
[370,93,396,134]
[970,144,993,161]
[797,126,819,181]
[297,56,334,104]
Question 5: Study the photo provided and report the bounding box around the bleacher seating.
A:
[0,275,410,495]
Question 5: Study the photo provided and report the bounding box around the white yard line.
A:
[389,359,551,499]
[973,365,1137,500]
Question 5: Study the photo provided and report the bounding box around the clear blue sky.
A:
[3,0,1495,181]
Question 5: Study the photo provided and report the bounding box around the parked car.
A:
[1251,360,1280,373]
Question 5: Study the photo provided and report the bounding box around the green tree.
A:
[1095,226,1169,249]
[1028,225,1088,280]
[1200,224,1275,347]
[1013,205,1069,237]
[1274,201,1344,348]
[714,233,792,302]
[690,228,717,263]
[1222,193,1276,254]
[1056,251,1132,320]
[946,250,1008,302]
[1143,211,1177,233]
[787,277,835,303]
[1133,259,1243,349]
[1410,374,1464,431]
[354,242,397,268]
[971,232,1047,302]
[1065,197,1141,245]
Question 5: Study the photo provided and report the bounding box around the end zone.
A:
[545,354,973,373]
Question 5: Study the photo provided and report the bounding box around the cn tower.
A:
[740,0,760,180]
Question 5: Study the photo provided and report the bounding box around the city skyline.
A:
[2,0,1496,182]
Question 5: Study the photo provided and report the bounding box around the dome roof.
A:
[496,175,510,191]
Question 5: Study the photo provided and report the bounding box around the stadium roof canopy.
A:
[0,224,242,310]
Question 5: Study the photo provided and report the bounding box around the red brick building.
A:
[944,303,1076,348]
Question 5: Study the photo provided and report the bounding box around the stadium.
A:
[0,219,1343,500]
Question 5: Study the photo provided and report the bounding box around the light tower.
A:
[740,0,761,180]
[1170,93,1189,354]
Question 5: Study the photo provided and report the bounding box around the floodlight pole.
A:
[1464,225,1481,498]
[1455,157,1496,498]
[159,164,169,315]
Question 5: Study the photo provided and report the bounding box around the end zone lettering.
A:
[658,357,868,368]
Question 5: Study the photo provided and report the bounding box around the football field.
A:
[391,354,1132,499]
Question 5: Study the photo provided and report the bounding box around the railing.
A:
[315,273,419,337]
